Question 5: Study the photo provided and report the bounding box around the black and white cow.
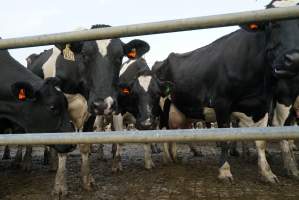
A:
[95,47,172,171]
[115,55,166,170]
[27,24,150,190]
[0,48,76,197]
[152,0,299,184]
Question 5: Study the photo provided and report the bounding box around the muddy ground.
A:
[0,142,299,200]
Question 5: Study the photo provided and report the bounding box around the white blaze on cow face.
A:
[119,59,136,77]
[272,0,299,7]
[137,76,152,92]
[104,96,114,115]
[96,39,111,57]
[42,47,61,78]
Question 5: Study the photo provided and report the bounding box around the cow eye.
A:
[50,105,56,111]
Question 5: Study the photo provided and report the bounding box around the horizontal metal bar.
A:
[1,6,299,49]
[0,127,299,145]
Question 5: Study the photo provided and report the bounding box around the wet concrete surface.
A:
[0,142,299,200]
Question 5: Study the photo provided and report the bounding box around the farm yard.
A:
[1,142,299,200]
[1,1,299,200]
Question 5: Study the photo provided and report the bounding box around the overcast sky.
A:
[1,0,272,67]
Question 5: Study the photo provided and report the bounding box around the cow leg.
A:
[169,142,178,162]
[280,140,299,178]
[144,144,155,169]
[80,144,95,191]
[22,146,32,171]
[241,142,251,160]
[111,144,122,172]
[162,143,173,164]
[49,148,58,171]
[43,146,50,165]
[111,114,123,172]
[229,142,240,157]
[2,145,11,160]
[273,103,299,179]
[289,140,298,151]
[12,145,23,168]
[256,140,279,183]
[189,143,203,157]
[215,101,233,183]
[168,103,187,162]
[257,114,279,183]
[151,143,162,154]
[52,153,68,199]
[93,116,105,160]
[218,142,233,183]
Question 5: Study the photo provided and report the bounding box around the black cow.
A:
[27,25,150,191]
[0,48,76,197]
[152,0,299,184]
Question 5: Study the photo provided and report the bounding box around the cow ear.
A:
[240,22,267,32]
[11,82,36,101]
[44,77,63,92]
[159,81,174,97]
[124,39,150,59]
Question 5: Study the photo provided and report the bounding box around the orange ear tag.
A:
[249,24,258,30]
[121,88,130,95]
[18,89,26,101]
[127,49,137,59]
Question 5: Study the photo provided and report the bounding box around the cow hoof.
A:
[145,160,156,170]
[192,150,203,157]
[2,154,11,160]
[151,144,162,154]
[283,168,299,180]
[112,162,123,173]
[11,160,22,169]
[52,186,68,200]
[261,172,279,184]
[290,143,298,151]
[21,161,32,171]
[229,149,240,157]
[218,175,234,184]
[82,176,96,191]
[97,152,106,161]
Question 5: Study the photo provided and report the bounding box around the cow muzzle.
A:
[91,97,115,115]
[273,51,299,77]
[137,118,156,130]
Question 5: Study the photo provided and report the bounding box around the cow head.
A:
[54,25,150,116]
[119,59,173,130]
[9,77,76,152]
[10,77,73,132]
[241,1,299,77]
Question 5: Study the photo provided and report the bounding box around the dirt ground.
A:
[1,142,299,200]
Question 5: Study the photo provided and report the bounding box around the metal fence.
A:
[0,127,299,145]
[1,6,299,144]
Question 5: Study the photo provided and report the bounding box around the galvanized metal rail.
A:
[1,6,299,49]
[0,127,299,145]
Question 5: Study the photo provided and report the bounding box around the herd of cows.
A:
[1,0,299,198]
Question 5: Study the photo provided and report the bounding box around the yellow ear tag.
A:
[63,44,75,61]
[18,89,26,101]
